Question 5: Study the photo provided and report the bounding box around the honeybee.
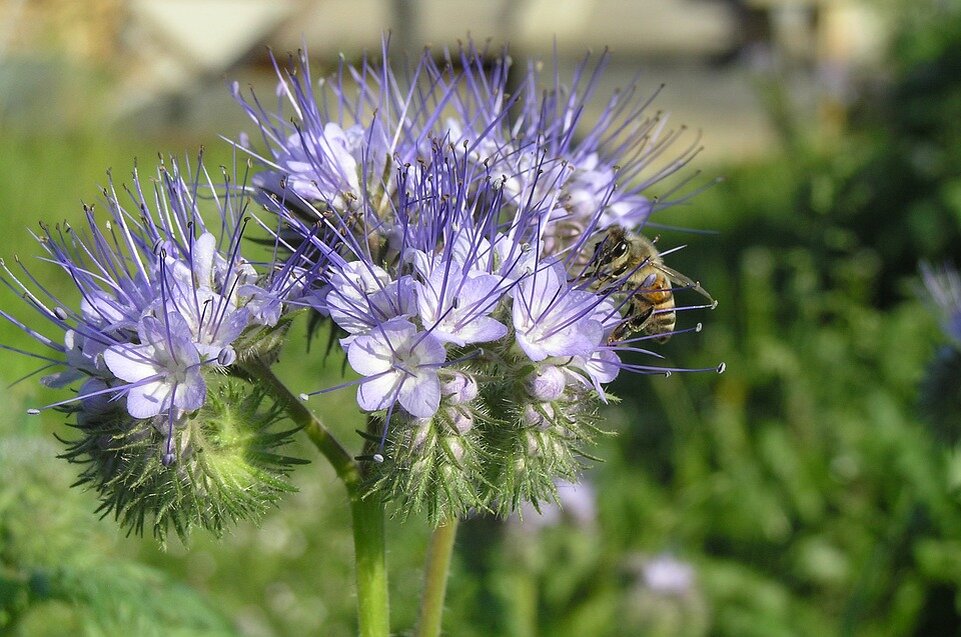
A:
[586,225,713,343]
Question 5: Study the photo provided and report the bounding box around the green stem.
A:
[242,358,357,485]
[241,358,389,637]
[351,493,391,637]
[415,518,460,637]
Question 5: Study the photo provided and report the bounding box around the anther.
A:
[716,363,726,374]
[299,393,310,401]
[26,408,40,415]
[372,453,385,463]
[54,307,68,320]
[162,452,176,466]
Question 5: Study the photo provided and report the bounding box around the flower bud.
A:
[442,372,479,405]
[525,365,567,402]
[217,347,237,366]
[448,407,474,435]
[522,403,555,429]
[444,438,467,463]
[410,417,433,450]
[364,407,485,525]
[525,430,547,457]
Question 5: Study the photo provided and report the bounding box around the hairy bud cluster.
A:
[366,349,606,523]
[59,376,304,542]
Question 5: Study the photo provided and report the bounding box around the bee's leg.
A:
[609,302,655,343]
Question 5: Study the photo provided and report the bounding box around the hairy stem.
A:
[351,493,391,637]
[415,518,460,637]
[241,358,389,637]
[241,358,357,484]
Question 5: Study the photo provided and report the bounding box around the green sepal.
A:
[233,311,298,366]
[481,386,606,518]
[365,406,492,525]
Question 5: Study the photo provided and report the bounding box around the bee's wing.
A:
[654,263,714,302]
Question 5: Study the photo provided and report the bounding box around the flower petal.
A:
[356,371,402,412]
[125,379,171,419]
[398,372,441,419]
[104,344,160,383]
[174,370,207,412]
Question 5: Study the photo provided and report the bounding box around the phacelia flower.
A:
[348,317,447,418]
[1,157,305,540]
[921,261,961,344]
[236,42,723,522]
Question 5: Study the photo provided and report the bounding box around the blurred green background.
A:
[2,1,961,635]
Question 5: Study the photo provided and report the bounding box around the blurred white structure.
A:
[1,0,888,160]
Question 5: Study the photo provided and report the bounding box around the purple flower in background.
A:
[639,554,696,596]
[922,262,961,344]
[515,478,598,532]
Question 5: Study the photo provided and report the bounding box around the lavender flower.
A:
[237,42,722,521]
[623,553,708,636]
[348,317,446,418]
[639,554,696,595]
[5,160,293,435]
[918,262,961,444]
[1,158,305,539]
[437,45,705,253]
[103,313,206,421]
[515,478,598,532]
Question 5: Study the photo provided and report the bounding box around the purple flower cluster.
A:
[270,144,632,426]
[0,41,720,528]
[237,46,715,424]
[233,44,720,516]
[3,159,300,465]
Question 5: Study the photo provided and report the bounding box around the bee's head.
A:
[592,226,632,275]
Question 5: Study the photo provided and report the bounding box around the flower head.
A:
[1,157,305,539]
[348,318,446,418]
[237,42,722,522]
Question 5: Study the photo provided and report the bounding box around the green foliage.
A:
[919,346,961,444]
[0,436,237,636]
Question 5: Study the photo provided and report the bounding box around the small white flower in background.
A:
[640,554,696,596]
